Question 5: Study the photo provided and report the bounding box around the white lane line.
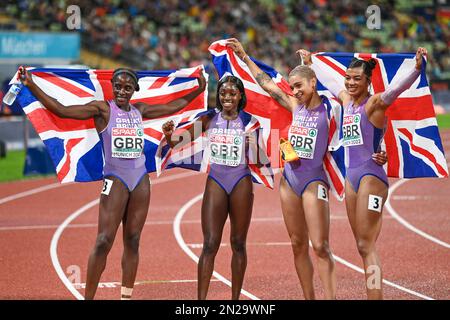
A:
[385,179,450,249]
[0,182,62,205]
[3,215,393,232]
[0,171,199,207]
[50,199,98,300]
[173,193,260,300]
[331,254,434,300]
[51,171,201,300]
[174,194,434,300]
[73,279,220,289]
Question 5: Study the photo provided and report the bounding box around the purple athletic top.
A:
[343,97,384,168]
[207,112,251,194]
[101,100,146,170]
[286,102,329,171]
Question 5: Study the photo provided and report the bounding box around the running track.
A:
[0,131,449,300]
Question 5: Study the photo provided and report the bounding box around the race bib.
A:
[288,126,318,159]
[343,114,363,147]
[111,127,144,158]
[209,131,243,167]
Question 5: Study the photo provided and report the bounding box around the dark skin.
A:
[162,81,258,300]
[299,48,427,299]
[19,67,206,299]
[227,38,337,299]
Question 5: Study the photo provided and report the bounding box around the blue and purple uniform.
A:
[283,102,330,196]
[100,100,147,191]
[207,111,251,194]
[343,97,388,192]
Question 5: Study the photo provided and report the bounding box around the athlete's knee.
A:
[93,233,114,255]
[124,232,141,253]
[356,239,373,258]
[202,237,221,256]
[290,235,309,255]
[312,241,332,259]
[230,237,247,255]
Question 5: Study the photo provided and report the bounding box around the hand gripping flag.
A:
[208,40,346,199]
[155,108,274,189]
[11,66,208,183]
[311,52,448,178]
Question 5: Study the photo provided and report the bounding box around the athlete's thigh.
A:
[123,175,151,234]
[99,176,130,234]
[345,178,358,237]
[302,181,330,244]
[279,176,308,241]
[354,175,388,241]
[229,176,253,238]
[201,178,229,238]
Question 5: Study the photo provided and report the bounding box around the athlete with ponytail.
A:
[299,47,427,299]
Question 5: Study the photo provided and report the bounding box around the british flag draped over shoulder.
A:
[155,107,275,189]
[207,40,346,198]
[312,52,448,179]
[11,66,208,183]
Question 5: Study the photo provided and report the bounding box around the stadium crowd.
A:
[2,0,449,82]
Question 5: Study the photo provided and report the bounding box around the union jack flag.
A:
[312,52,448,178]
[11,66,208,183]
[155,108,274,189]
[208,40,346,198]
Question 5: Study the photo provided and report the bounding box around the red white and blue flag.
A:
[11,66,208,183]
[155,108,275,189]
[312,52,448,178]
[208,40,346,198]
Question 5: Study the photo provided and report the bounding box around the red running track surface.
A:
[0,130,449,300]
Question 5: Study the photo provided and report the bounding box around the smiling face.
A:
[289,74,316,104]
[112,74,136,108]
[218,81,242,113]
[345,67,370,98]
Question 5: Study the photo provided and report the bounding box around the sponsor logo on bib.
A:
[209,129,243,167]
[343,114,363,147]
[111,127,144,158]
[288,125,318,159]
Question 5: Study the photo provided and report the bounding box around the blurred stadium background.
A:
[0,0,449,180]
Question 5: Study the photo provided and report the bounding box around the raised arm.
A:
[135,73,206,119]
[162,115,210,149]
[366,47,426,125]
[19,67,108,121]
[297,49,349,103]
[226,38,297,113]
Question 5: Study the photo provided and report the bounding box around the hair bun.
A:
[367,58,377,70]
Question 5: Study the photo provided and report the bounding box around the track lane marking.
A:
[385,179,450,249]
[173,193,260,300]
[174,194,435,300]
[50,171,201,300]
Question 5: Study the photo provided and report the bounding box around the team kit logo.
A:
[288,125,318,159]
[343,114,363,146]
